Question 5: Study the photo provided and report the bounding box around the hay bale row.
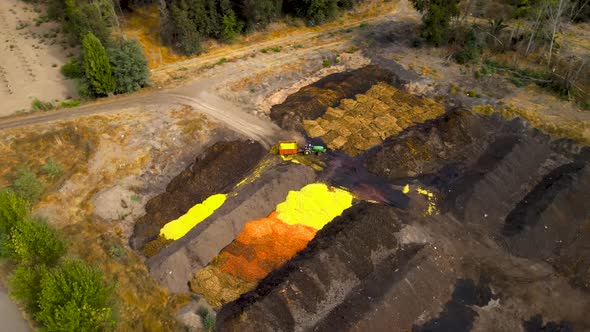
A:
[303,81,446,156]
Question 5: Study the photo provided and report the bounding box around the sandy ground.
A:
[0,288,30,332]
[0,0,76,115]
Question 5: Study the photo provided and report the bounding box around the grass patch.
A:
[271,46,282,52]
[40,159,64,181]
[198,308,216,332]
[322,58,332,68]
[31,98,54,112]
[260,48,269,53]
[217,57,228,65]
[60,100,81,108]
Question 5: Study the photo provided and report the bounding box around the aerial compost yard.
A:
[123,63,590,331]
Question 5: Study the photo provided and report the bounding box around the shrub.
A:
[8,217,67,266]
[31,99,54,112]
[60,57,82,79]
[36,260,115,331]
[271,46,282,52]
[107,40,150,94]
[217,57,228,65]
[9,265,46,313]
[322,58,331,67]
[41,159,65,180]
[0,190,28,236]
[12,167,45,204]
[454,27,482,64]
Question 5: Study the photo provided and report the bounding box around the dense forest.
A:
[157,0,364,55]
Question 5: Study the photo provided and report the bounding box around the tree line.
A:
[410,0,589,106]
[161,0,364,55]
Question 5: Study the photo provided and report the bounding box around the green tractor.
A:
[303,143,327,155]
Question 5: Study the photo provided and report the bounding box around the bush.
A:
[12,167,45,204]
[107,40,150,94]
[31,98,54,112]
[9,265,46,313]
[36,260,115,331]
[60,57,82,79]
[454,27,482,64]
[0,190,28,236]
[8,217,67,266]
[41,159,65,180]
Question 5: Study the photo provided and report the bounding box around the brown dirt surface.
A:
[304,82,445,156]
[269,65,393,131]
[131,140,267,251]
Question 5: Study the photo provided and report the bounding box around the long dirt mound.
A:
[130,140,267,251]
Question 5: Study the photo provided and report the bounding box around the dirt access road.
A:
[0,0,413,146]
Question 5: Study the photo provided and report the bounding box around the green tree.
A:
[221,11,243,41]
[169,2,203,55]
[410,0,461,45]
[107,40,151,94]
[63,0,114,45]
[8,217,67,267]
[289,0,339,24]
[82,32,115,96]
[36,260,115,331]
[241,0,282,29]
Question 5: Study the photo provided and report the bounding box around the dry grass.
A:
[0,108,217,330]
[0,122,102,187]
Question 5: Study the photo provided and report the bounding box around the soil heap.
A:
[130,140,266,252]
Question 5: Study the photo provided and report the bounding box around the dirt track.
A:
[0,0,416,141]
